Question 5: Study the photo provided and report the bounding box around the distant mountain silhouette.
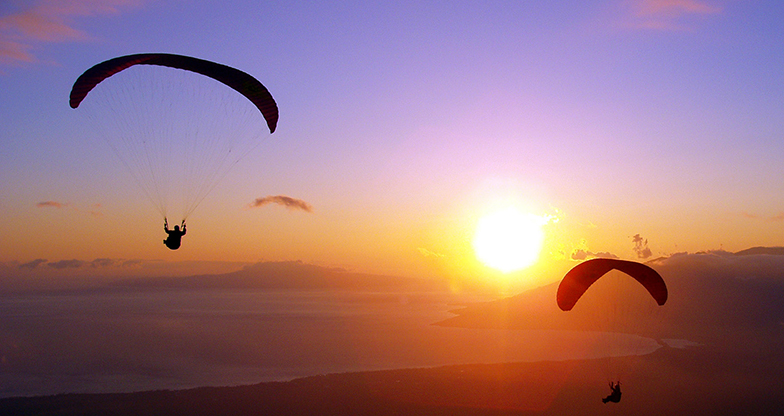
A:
[114,260,448,292]
[734,246,784,256]
[439,252,784,344]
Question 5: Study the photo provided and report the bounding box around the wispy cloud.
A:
[36,200,104,217]
[620,0,723,31]
[248,195,314,213]
[637,0,722,16]
[417,247,445,258]
[742,212,784,222]
[36,200,68,208]
[19,257,142,271]
[1,0,141,64]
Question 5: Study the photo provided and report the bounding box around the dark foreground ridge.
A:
[3,344,783,416]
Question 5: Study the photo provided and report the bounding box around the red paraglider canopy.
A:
[557,258,668,311]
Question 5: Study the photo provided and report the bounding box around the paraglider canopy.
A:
[557,258,668,311]
[70,53,278,133]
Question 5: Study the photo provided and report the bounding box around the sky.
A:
[2,0,784,289]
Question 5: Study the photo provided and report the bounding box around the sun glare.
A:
[473,207,546,273]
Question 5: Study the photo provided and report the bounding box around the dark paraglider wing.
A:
[557,258,668,311]
[69,53,278,133]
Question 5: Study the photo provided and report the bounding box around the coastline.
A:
[3,344,779,416]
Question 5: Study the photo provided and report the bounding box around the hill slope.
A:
[439,251,784,343]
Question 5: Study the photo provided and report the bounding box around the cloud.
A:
[36,200,68,208]
[632,233,653,259]
[570,249,589,261]
[36,200,105,217]
[1,0,141,64]
[743,212,784,222]
[47,259,85,269]
[122,259,143,267]
[637,0,722,16]
[20,258,141,271]
[248,195,313,213]
[570,249,619,261]
[88,203,103,217]
[90,258,116,268]
[621,0,723,31]
[19,258,47,269]
[568,239,619,261]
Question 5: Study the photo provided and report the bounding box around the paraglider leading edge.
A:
[69,53,279,134]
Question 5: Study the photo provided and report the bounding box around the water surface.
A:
[0,289,659,398]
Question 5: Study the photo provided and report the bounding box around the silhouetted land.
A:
[3,252,784,414]
[3,343,783,415]
[439,251,784,342]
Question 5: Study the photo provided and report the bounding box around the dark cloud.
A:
[36,201,67,208]
[91,258,116,268]
[47,259,85,269]
[19,258,47,269]
[249,195,313,213]
[122,259,143,267]
[18,258,140,272]
[632,234,653,259]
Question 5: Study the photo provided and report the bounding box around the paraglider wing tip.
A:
[555,287,574,311]
[69,80,90,109]
[68,91,82,108]
[657,292,668,306]
[557,303,574,312]
[262,103,278,133]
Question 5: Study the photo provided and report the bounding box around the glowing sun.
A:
[473,207,546,273]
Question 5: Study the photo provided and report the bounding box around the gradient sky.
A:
[2,0,784,288]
